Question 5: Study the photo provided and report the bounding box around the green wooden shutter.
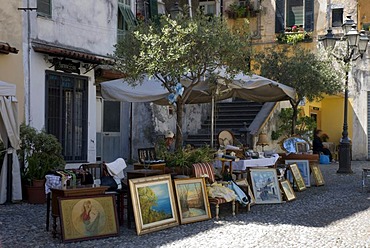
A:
[149,0,158,19]
[118,3,137,28]
[275,0,285,33]
[304,0,314,31]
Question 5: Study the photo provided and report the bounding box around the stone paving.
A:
[0,161,369,248]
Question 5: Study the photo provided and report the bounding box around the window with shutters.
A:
[117,0,137,41]
[275,0,314,33]
[37,0,51,17]
[136,0,159,22]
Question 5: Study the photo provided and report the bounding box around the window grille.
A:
[45,71,88,162]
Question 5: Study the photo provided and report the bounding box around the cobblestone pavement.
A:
[0,161,369,248]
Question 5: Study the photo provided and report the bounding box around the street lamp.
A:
[320,15,369,174]
[169,1,182,19]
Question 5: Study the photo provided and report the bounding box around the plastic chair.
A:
[192,162,235,219]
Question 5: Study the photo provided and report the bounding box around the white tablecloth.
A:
[214,154,279,171]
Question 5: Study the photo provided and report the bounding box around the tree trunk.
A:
[175,99,184,151]
[291,103,299,135]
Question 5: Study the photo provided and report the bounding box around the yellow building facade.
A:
[223,0,367,158]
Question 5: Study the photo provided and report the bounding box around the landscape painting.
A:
[174,178,211,224]
[129,174,179,235]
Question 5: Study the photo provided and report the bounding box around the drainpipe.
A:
[26,0,31,125]
[327,0,331,29]
[188,0,192,18]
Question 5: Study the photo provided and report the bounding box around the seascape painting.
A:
[137,183,173,225]
[174,178,211,224]
[129,174,179,235]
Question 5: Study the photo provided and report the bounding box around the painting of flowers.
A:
[129,174,179,235]
[174,178,211,224]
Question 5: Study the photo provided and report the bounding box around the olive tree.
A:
[253,45,344,135]
[113,14,251,149]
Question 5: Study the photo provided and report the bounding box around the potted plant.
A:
[225,2,259,19]
[158,144,216,177]
[19,124,65,203]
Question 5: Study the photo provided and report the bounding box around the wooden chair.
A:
[137,147,156,163]
[81,163,128,225]
[192,162,236,219]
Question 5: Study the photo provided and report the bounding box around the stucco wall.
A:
[26,0,118,163]
[31,0,117,55]
[0,0,25,123]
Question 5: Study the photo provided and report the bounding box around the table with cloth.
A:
[214,154,280,171]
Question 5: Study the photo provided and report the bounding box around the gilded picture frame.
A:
[58,195,119,243]
[279,179,296,201]
[129,174,179,235]
[310,163,325,186]
[250,168,282,204]
[295,142,309,153]
[286,160,311,187]
[173,178,211,224]
[287,163,307,191]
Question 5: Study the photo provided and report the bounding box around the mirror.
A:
[281,136,311,153]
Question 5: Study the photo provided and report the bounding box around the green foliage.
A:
[159,144,215,171]
[253,45,344,134]
[276,32,312,44]
[19,124,65,183]
[114,13,252,149]
[138,186,171,224]
[225,2,259,19]
[272,108,316,140]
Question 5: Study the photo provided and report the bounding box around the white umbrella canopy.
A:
[0,80,21,204]
[100,73,296,104]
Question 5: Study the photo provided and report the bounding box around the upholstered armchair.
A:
[192,162,236,219]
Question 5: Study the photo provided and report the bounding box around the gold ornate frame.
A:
[310,163,325,186]
[173,178,211,224]
[279,180,296,201]
[129,174,179,235]
[287,163,307,191]
[58,195,119,243]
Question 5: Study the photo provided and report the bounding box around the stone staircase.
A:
[184,100,265,147]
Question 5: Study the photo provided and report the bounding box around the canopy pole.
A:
[6,139,12,203]
[211,95,214,148]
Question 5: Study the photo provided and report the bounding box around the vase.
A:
[32,179,46,187]
[25,185,46,204]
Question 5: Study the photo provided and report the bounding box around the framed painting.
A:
[173,178,211,224]
[129,174,179,235]
[295,142,309,153]
[58,195,119,243]
[310,163,325,186]
[287,163,307,191]
[279,180,296,201]
[285,160,311,187]
[249,168,282,204]
[235,178,256,206]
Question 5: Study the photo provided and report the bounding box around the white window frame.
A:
[285,0,305,30]
[199,0,220,16]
